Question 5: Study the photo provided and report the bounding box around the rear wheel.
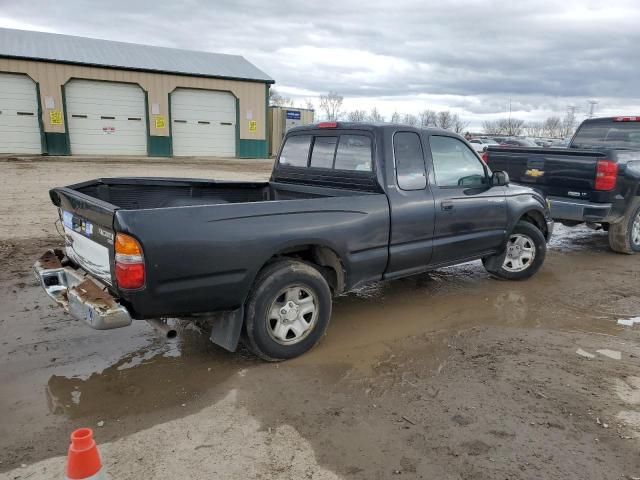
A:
[483,221,546,280]
[244,259,332,361]
[608,198,640,254]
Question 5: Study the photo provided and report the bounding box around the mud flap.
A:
[483,251,506,271]
[209,307,244,352]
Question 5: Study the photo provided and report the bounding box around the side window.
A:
[310,136,338,168]
[394,132,427,190]
[279,135,311,167]
[430,136,487,188]
[334,135,372,171]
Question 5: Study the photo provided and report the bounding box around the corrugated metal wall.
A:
[269,107,315,155]
[0,58,267,140]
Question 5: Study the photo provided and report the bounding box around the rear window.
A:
[334,135,372,171]
[279,133,373,172]
[279,135,311,167]
[310,136,338,168]
[571,121,640,149]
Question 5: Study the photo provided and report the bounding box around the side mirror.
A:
[491,170,510,186]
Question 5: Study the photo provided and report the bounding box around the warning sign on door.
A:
[249,120,257,132]
[155,116,166,129]
[50,110,63,125]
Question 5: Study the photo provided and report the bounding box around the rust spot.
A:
[36,249,64,269]
[70,280,118,312]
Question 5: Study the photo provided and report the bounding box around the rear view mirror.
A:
[491,170,510,186]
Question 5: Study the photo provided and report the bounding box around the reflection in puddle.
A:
[45,325,255,418]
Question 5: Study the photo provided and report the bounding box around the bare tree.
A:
[319,91,344,121]
[560,111,577,138]
[419,109,437,127]
[390,111,401,123]
[402,113,418,127]
[524,121,544,138]
[436,111,454,130]
[543,116,562,138]
[347,110,367,122]
[304,98,315,111]
[497,118,525,136]
[368,107,384,123]
[452,114,469,134]
[269,88,294,107]
[482,120,501,135]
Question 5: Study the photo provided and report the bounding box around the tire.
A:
[244,259,332,361]
[482,221,546,280]
[608,198,640,254]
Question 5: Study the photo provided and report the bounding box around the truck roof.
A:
[288,121,458,136]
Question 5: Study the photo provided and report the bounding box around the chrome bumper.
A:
[33,250,132,330]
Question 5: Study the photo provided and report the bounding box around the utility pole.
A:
[587,100,598,118]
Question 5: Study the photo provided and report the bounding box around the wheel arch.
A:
[258,243,347,294]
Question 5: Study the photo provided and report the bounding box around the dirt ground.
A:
[1,159,640,479]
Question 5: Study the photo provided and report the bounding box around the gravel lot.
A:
[1,158,639,480]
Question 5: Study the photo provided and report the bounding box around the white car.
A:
[468,138,500,153]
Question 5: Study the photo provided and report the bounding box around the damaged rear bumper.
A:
[33,250,132,330]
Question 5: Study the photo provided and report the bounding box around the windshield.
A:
[571,121,640,149]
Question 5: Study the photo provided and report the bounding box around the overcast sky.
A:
[1,0,639,129]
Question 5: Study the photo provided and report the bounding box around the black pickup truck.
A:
[34,122,553,360]
[485,116,640,254]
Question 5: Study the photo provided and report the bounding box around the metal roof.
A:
[0,28,274,84]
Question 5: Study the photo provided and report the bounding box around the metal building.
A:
[269,106,315,155]
[0,28,274,158]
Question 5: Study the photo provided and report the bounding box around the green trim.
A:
[144,90,151,156]
[235,97,241,157]
[60,83,72,154]
[167,92,174,156]
[239,139,268,158]
[265,84,271,157]
[44,132,70,155]
[34,82,47,154]
[148,136,171,157]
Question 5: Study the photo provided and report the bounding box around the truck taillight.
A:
[318,122,338,128]
[481,151,489,164]
[594,160,618,191]
[114,233,145,289]
[613,116,640,122]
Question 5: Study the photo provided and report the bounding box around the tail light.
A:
[594,160,618,191]
[481,151,489,164]
[114,233,145,289]
[613,116,639,122]
[318,122,337,129]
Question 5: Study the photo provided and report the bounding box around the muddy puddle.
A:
[1,224,640,477]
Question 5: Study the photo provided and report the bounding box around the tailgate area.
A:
[33,249,132,329]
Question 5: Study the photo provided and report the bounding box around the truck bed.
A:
[49,176,390,318]
[70,177,332,210]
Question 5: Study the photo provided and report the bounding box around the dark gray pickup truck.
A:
[485,116,640,254]
[34,122,553,360]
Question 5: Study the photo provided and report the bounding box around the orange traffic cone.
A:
[66,428,106,479]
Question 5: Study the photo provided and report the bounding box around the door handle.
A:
[441,201,454,211]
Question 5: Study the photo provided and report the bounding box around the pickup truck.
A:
[484,116,640,254]
[34,122,553,360]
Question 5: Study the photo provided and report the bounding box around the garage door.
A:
[171,89,236,157]
[66,80,147,155]
[0,73,41,154]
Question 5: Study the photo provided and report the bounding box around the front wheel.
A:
[483,221,546,280]
[244,259,332,361]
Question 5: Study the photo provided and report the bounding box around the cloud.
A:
[1,0,639,127]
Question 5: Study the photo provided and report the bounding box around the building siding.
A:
[0,57,268,157]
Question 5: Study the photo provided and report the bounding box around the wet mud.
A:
[1,169,639,479]
[1,224,640,478]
